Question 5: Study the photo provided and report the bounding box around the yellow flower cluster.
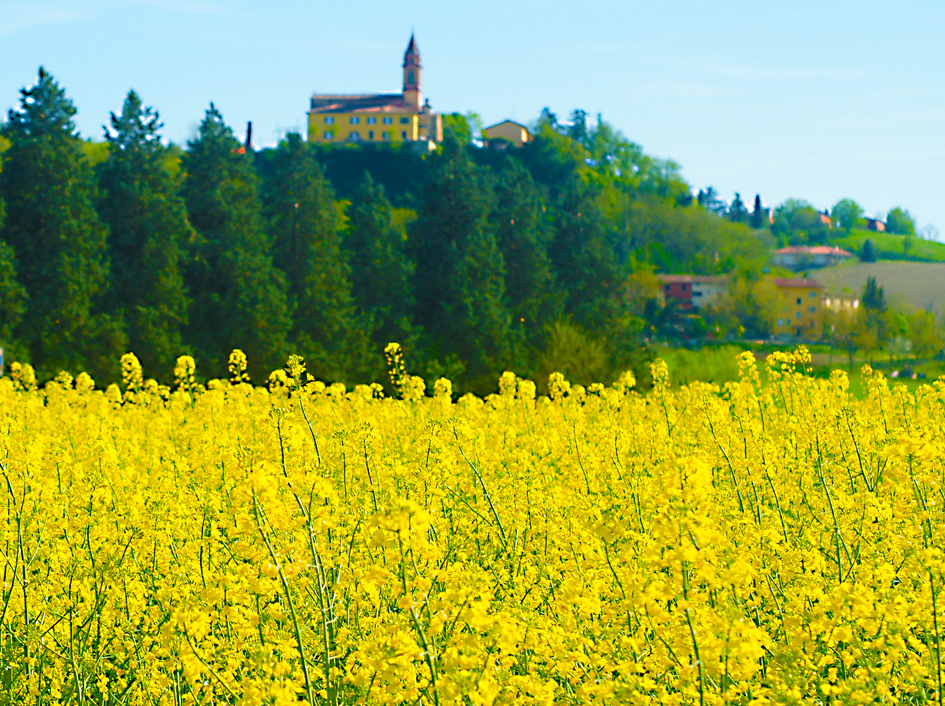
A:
[2,350,945,704]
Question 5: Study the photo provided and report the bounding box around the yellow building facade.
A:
[482,120,533,148]
[773,278,824,338]
[307,36,442,146]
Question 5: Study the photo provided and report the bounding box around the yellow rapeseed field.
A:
[1,346,944,705]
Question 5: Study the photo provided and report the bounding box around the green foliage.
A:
[862,276,887,312]
[181,104,290,380]
[407,136,511,390]
[749,194,767,230]
[711,277,780,339]
[615,196,772,275]
[835,228,945,262]
[97,90,192,379]
[861,238,878,262]
[772,198,830,245]
[0,68,124,381]
[489,159,561,362]
[727,193,748,224]
[549,178,622,333]
[0,200,26,349]
[886,206,916,235]
[343,172,416,378]
[310,142,428,208]
[831,198,864,231]
[537,319,611,389]
[262,132,364,383]
[657,345,743,385]
[442,113,473,144]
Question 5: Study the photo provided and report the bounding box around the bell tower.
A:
[402,34,422,111]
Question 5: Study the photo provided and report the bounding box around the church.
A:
[307,36,443,146]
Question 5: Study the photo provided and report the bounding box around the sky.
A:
[2,0,944,235]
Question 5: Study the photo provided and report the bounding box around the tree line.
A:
[0,69,771,393]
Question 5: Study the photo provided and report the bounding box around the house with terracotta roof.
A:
[307,36,442,147]
[773,278,823,338]
[657,275,730,311]
[865,215,886,232]
[772,245,854,271]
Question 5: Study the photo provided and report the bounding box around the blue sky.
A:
[2,0,944,234]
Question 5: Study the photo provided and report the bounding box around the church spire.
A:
[403,34,422,111]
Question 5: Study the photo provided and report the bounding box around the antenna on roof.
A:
[245,121,253,152]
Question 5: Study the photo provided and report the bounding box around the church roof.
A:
[404,34,419,60]
[309,93,412,114]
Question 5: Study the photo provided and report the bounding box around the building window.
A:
[349,132,360,141]
[323,131,333,140]
[324,116,334,124]
[400,117,410,124]
[383,117,393,125]
[796,297,802,305]
[368,130,374,140]
[383,132,390,140]
[796,312,801,319]
[350,117,360,125]
[809,291,817,297]
[401,131,407,139]
[809,306,816,313]
[367,117,376,125]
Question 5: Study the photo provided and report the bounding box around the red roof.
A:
[657,275,729,284]
[773,278,823,288]
[773,246,853,256]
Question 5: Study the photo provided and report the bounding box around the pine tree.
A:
[861,238,878,263]
[728,192,749,224]
[489,159,561,362]
[181,104,290,379]
[862,276,886,312]
[97,90,192,379]
[262,133,362,382]
[408,136,510,388]
[749,194,766,229]
[0,199,27,354]
[343,173,416,368]
[0,68,124,379]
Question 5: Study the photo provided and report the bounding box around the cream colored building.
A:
[482,120,533,148]
[307,36,442,146]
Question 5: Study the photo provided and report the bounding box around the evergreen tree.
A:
[343,173,416,369]
[97,90,192,378]
[262,133,362,382]
[861,238,878,263]
[549,177,622,333]
[0,199,27,353]
[0,68,124,379]
[408,136,510,388]
[489,159,561,362]
[862,276,886,312]
[181,104,290,379]
[749,194,765,229]
[728,192,749,224]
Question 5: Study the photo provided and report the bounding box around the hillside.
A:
[834,228,945,262]
[812,261,945,316]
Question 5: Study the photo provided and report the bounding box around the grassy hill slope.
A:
[834,228,945,262]
[812,261,945,316]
